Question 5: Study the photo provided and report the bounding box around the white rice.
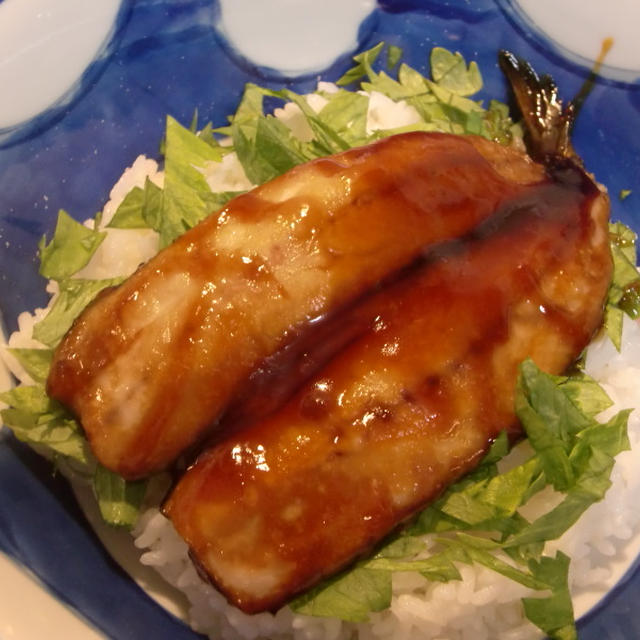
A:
[1,86,639,640]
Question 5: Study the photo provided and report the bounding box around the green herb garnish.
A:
[605,222,640,348]
[39,209,105,280]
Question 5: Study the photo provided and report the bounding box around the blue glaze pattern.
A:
[0,1,639,638]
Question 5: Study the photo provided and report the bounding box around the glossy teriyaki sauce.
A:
[165,161,612,614]
[48,132,545,479]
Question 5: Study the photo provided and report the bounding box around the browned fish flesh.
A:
[164,158,611,613]
[163,53,613,613]
[47,130,544,479]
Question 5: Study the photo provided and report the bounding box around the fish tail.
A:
[499,50,577,164]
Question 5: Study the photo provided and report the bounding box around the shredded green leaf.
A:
[386,44,403,70]
[230,84,313,185]
[275,88,351,155]
[93,465,148,528]
[39,210,106,280]
[107,178,160,229]
[336,42,385,86]
[316,90,369,147]
[0,384,90,463]
[522,553,576,640]
[290,566,391,622]
[429,47,483,96]
[7,348,53,384]
[158,116,229,247]
[605,222,640,348]
[33,277,124,348]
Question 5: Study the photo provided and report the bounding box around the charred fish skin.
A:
[47,131,544,479]
[498,50,577,164]
[164,162,612,614]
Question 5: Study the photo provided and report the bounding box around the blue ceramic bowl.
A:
[1,1,639,638]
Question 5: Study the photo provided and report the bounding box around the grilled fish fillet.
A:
[47,131,544,479]
[165,159,611,613]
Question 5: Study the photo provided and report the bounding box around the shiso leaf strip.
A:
[110,116,243,249]
[39,209,106,280]
[273,89,352,156]
[0,43,637,632]
[290,567,391,623]
[522,553,576,640]
[606,222,640,348]
[93,464,147,528]
[0,384,91,464]
[157,116,232,248]
[335,41,386,87]
[108,178,161,230]
[109,174,240,238]
[314,90,370,147]
[386,43,403,70]
[229,84,313,185]
[32,277,125,348]
[7,348,53,384]
[429,47,483,96]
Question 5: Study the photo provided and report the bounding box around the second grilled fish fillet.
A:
[165,158,612,613]
[47,131,544,479]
